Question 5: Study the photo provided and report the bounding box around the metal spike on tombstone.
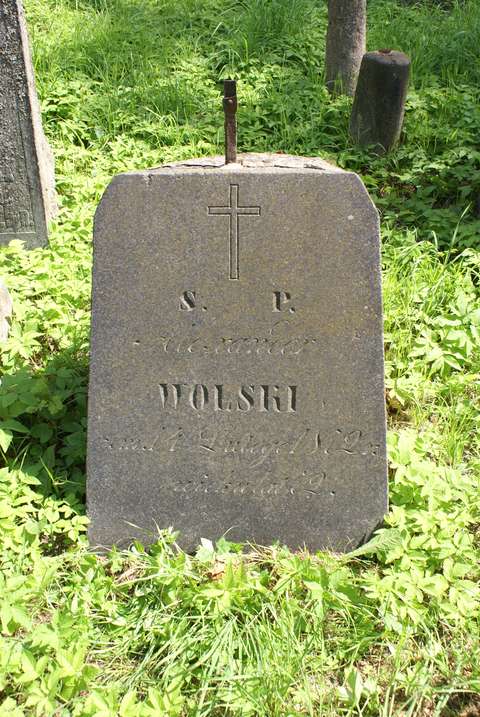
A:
[0,0,57,249]
[87,80,388,553]
[223,79,237,164]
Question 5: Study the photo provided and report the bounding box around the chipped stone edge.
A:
[125,153,345,174]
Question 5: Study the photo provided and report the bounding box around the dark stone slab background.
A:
[87,154,387,552]
[0,0,56,248]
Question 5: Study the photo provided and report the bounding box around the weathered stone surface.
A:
[87,153,387,552]
[0,0,57,249]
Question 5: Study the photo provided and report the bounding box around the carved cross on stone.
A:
[208,184,261,280]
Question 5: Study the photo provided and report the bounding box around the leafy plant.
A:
[0,0,479,714]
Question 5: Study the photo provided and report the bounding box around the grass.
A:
[0,0,479,714]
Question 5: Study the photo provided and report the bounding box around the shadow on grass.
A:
[1,346,89,510]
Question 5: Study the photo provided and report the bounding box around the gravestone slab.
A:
[87,153,387,552]
[0,0,56,249]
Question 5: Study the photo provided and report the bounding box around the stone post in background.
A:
[325,0,366,97]
[0,0,57,249]
[350,50,411,154]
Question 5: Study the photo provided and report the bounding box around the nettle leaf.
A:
[18,650,39,683]
[85,689,114,712]
[30,423,54,443]
[422,574,449,598]
[455,292,471,317]
[0,419,29,433]
[0,697,25,716]
[444,559,472,581]
[56,651,78,678]
[338,668,364,707]
[0,500,15,519]
[195,537,215,563]
[0,596,32,634]
[304,580,324,601]
[391,432,416,465]
[119,690,138,717]
[435,316,462,327]
[347,528,403,559]
[0,429,13,453]
[29,624,60,651]
[444,355,463,371]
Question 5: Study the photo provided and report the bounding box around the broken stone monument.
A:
[87,152,388,552]
[350,50,411,153]
[0,0,56,249]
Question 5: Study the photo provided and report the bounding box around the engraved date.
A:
[102,426,380,469]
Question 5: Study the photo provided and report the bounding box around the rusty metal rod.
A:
[223,79,237,164]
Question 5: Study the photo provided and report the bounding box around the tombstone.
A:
[87,153,388,552]
[0,0,56,249]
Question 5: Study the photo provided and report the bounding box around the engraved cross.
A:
[208,184,261,280]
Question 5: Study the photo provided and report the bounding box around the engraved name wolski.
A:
[159,383,297,413]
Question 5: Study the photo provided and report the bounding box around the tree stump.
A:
[350,50,411,153]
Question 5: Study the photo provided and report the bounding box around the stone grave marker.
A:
[0,0,56,249]
[87,153,387,552]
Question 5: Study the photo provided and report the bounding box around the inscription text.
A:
[158,383,297,413]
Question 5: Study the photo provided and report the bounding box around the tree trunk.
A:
[325,0,366,97]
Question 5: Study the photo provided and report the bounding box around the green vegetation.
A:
[1,0,479,714]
